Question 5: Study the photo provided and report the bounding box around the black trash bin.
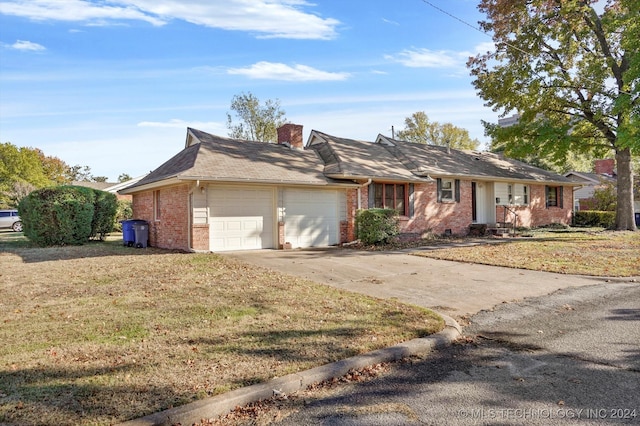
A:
[635,212,640,227]
[132,221,149,248]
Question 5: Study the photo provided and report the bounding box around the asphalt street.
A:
[268,282,640,425]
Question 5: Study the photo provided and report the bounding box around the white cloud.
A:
[473,42,496,55]
[137,118,224,131]
[386,48,466,68]
[228,62,350,81]
[0,0,339,39]
[382,18,399,26]
[10,40,46,51]
[0,0,166,26]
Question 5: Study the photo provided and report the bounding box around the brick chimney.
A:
[594,159,615,176]
[277,124,304,149]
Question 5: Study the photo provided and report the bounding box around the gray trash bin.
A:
[132,221,149,248]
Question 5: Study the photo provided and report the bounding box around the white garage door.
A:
[284,189,339,248]
[209,187,274,251]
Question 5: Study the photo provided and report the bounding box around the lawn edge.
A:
[117,314,461,426]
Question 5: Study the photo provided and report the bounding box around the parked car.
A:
[0,209,22,232]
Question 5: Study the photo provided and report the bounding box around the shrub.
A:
[356,208,399,245]
[17,186,118,246]
[574,210,616,228]
[91,191,118,240]
[113,199,133,232]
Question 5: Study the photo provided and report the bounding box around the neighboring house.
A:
[119,124,576,252]
[72,176,146,201]
[564,159,617,211]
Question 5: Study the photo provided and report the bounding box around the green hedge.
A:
[92,190,118,240]
[18,186,118,246]
[356,208,399,245]
[113,199,133,232]
[573,210,616,228]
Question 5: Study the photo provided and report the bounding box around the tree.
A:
[591,181,618,211]
[0,142,70,207]
[396,111,480,150]
[66,165,93,182]
[468,0,638,230]
[491,136,607,174]
[118,173,132,183]
[226,92,287,142]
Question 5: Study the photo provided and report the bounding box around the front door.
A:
[472,182,495,224]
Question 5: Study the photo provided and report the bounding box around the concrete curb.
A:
[118,314,461,426]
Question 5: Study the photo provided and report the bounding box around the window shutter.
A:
[455,179,460,203]
[408,183,415,217]
[545,186,549,208]
[559,186,564,209]
[437,178,442,203]
[368,183,375,209]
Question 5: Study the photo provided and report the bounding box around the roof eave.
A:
[177,176,360,188]
[118,176,182,194]
[325,173,434,183]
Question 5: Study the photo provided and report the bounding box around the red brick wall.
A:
[131,184,191,250]
[344,188,359,242]
[527,184,573,226]
[191,224,209,251]
[351,181,574,239]
[356,181,473,237]
[495,184,572,227]
[405,181,473,235]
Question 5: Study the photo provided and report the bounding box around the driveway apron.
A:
[223,247,605,319]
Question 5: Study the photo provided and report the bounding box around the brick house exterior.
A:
[120,126,577,251]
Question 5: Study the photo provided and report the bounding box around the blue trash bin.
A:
[635,212,640,227]
[121,219,146,247]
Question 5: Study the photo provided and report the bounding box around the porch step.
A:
[489,228,511,236]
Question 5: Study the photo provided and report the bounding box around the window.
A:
[441,179,454,202]
[546,186,563,208]
[437,178,460,203]
[513,184,529,205]
[154,190,161,220]
[496,183,529,205]
[373,183,407,215]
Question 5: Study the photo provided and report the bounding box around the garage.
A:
[209,186,275,251]
[284,188,340,248]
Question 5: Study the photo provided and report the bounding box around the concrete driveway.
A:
[223,246,608,319]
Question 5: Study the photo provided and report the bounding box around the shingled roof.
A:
[308,131,433,183]
[121,127,575,194]
[122,128,350,192]
[376,135,573,184]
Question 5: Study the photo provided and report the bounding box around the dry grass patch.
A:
[0,233,442,425]
[413,230,640,277]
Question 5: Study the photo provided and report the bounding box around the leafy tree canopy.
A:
[396,111,480,150]
[226,92,287,142]
[118,173,132,183]
[0,143,69,207]
[468,0,639,230]
[1,142,130,207]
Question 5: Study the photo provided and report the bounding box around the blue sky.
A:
[0,0,497,181]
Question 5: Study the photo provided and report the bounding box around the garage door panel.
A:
[208,187,274,251]
[284,189,339,248]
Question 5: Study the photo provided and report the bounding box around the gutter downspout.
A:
[357,179,373,210]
